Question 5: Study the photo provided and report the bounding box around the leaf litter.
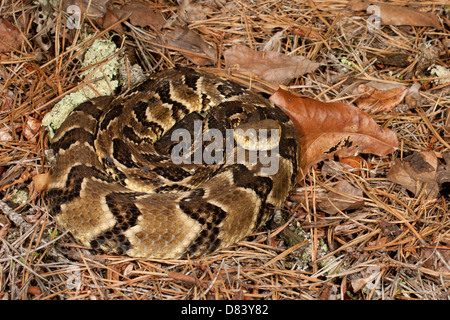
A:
[270,88,399,174]
[0,0,449,300]
[224,43,320,84]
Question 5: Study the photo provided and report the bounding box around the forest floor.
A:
[0,0,449,300]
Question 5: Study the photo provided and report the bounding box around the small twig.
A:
[0,200,31,228]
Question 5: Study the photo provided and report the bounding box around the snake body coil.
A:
[47,67,300,259]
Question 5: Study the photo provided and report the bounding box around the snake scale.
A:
[46,67,300,259]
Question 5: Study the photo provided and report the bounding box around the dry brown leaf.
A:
[178,0,212,22]
[0,127,13,141]
[339,156,367,169]
[372,52,414,68]
[321,160,354,178]
[27,286,42,296]
[387,151,439,198]
[421,247,450,273]
[166,26,216,65]
[416,44,441,77]
[0,90,13,112]
[404,83,422,110]
[350,278,367,292]
[269,88,399,175]
[350,266,381,292]
[0,214,9,239]
[24,210,43,224]
[62,0,108,20]
[22,117,41,142]
[102,8,124,34]
[378,219,401,240]
[291,180,364,214]
[333,212,371,234]
[114,1,165,30]
[355,84,407,114]
[224,44,320,85]
[0,225,8,239]
[123,263,134,277]
[347,1,442,30]
[316,181,364,214]
[375,5,442,30]
[0,19,23,53]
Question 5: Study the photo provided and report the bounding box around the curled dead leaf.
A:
[315,181,364,215]
[23,117,41,142]
[355,84,407,114]
[0,127,13,141]
[350,266,382,292]
[178,0,212,22]
[103,8,124,34]
[347,1,442,30]
[378,219,401,240]
[371,52,414,68]
[224,44,319,85]
[387,151,439,198]
[0,214,9,239]
[0,19,23,53]
[404,83,422,110]
[0,91,13,112]
[27,286,42,296]
[166,26,216,66]
[321,160,354,178]
[339,156,368,170]
[269,88,399,176]
[420,247,450,273]
[112,1,165,30]
[168,271,197,284]
[123,263,134,277]
[62,0,108,20]
[326,180,364,213]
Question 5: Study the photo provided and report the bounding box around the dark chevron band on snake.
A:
[46,67,300,259]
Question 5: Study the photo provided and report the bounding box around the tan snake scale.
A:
[46,67,300,259]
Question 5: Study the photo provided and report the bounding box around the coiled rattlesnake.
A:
[46,67,300,259]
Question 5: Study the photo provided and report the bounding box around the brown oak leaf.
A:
[166,26,216,66]
[269,88,399,176]
[224,44,319,85]
[112,1,165,30]
[346,1,442,30]
[355,84,407,114]
[0,19,23,53]
[387,151,439,198]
